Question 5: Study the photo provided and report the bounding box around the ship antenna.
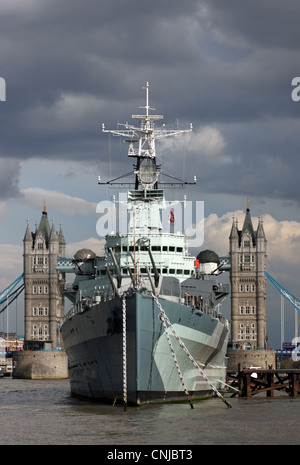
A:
[140,81,155,121]
[144,81,149,117]
[100,83,195,188]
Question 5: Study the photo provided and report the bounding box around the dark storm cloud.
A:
[0,159,20,198]
[0,0,202,156]
[0,0,300,203]
[200,0,300,50]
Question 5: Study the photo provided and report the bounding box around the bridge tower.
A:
[229,199,267,349]
[23,203,66,350]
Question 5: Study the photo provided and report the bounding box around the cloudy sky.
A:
[1,0,300,347]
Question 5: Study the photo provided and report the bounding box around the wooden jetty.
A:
[226,368,300,398]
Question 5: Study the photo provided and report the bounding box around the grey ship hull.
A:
[61,292,229,405]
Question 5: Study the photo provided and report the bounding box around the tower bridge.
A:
[1,201,300,380]
[0,256,74,315]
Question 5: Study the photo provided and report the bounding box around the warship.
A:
[60,83,230,406]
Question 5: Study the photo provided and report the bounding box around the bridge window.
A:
[151,246,161,251]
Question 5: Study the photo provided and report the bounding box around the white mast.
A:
[102,82,192,166]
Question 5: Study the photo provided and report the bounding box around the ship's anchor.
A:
[152,294,232,409]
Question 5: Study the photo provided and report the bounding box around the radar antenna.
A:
[99,82,195,189]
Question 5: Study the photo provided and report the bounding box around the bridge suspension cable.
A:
[0,274,24,313]
[265,271,300,348]
[265,271,300,312]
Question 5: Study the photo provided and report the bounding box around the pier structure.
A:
[227,368,300,398]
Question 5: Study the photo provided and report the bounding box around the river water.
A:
[0,377,299,446]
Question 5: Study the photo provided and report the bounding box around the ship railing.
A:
[62,300,85,324]
[181,294,227,325]
[202,304,228,326]
[61,292,110,324]
[214,284,230,293]
[61,286,228,326]
[195,302,228,326]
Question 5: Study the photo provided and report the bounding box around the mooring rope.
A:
[122,295,127,410]
[152,293,232,409]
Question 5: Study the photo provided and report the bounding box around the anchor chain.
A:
[122,295,127,410]
[152,293,232,409]
[159,306,194,409]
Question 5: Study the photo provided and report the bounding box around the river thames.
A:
[0,377,299,446]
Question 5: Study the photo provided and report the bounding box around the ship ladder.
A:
[152,294,232,409]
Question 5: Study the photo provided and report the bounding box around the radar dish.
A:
[138,158,158,188]
[73,248,96,262]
